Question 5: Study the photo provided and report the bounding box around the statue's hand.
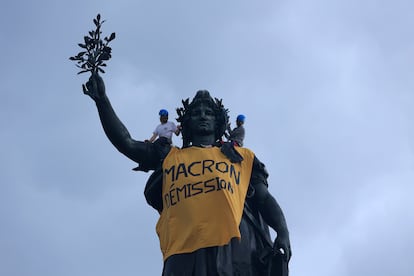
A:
[274,233,292,262]
[82,72,106,101]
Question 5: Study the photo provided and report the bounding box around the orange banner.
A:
[156,146,254,260]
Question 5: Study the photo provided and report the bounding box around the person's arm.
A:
[83,73,157,165]
[175,124,181,136]
[148,133,158,143]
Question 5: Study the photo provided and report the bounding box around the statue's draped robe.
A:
[140,142,272,276]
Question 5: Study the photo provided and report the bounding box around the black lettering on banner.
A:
[227,181,234,194]
[191,181,203,196]
[216,177,222,191]
[202,160,214,174]
[186,183,192,197]
[176,163,188,180]
[162,155,246,210]
[169,188,177,206]
[204,178,216,193]
[188,161,201,177]
[218,178,227,190]
[176,185,187,203]
[230,165,240,185]
[163,177,240,209]
[164,160,241,183]
[164,193,170,208]
[165,165,176,182]
[216,161,228,174]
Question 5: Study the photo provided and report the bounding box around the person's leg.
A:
[154,137,171,160]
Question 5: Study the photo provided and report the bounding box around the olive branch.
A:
[69,14,116,74]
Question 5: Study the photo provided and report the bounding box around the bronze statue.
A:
[82,72,291,275]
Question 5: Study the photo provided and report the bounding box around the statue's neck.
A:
[191,134,216,147]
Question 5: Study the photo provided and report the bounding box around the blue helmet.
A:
[159,109,168,116]
[236,114,245,123]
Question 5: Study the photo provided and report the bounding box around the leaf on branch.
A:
[84,36,91,44]
[108,32,115,41]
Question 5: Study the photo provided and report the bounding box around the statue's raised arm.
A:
[83,73,158,169]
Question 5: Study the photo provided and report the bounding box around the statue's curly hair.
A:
[176,90,229,148]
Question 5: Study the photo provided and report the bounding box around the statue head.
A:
[177,90,229,147]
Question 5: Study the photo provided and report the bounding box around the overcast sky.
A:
[1,0,413,275]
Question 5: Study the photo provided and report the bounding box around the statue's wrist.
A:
[95,94,109,105]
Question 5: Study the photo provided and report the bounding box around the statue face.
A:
[188,103,216,136]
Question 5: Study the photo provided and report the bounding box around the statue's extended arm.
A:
[83,73,157,165]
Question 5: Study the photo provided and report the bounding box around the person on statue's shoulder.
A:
[82,72,291,276]
[225,114,246,147]
[144,109,181,162]
[146,109,181,144]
